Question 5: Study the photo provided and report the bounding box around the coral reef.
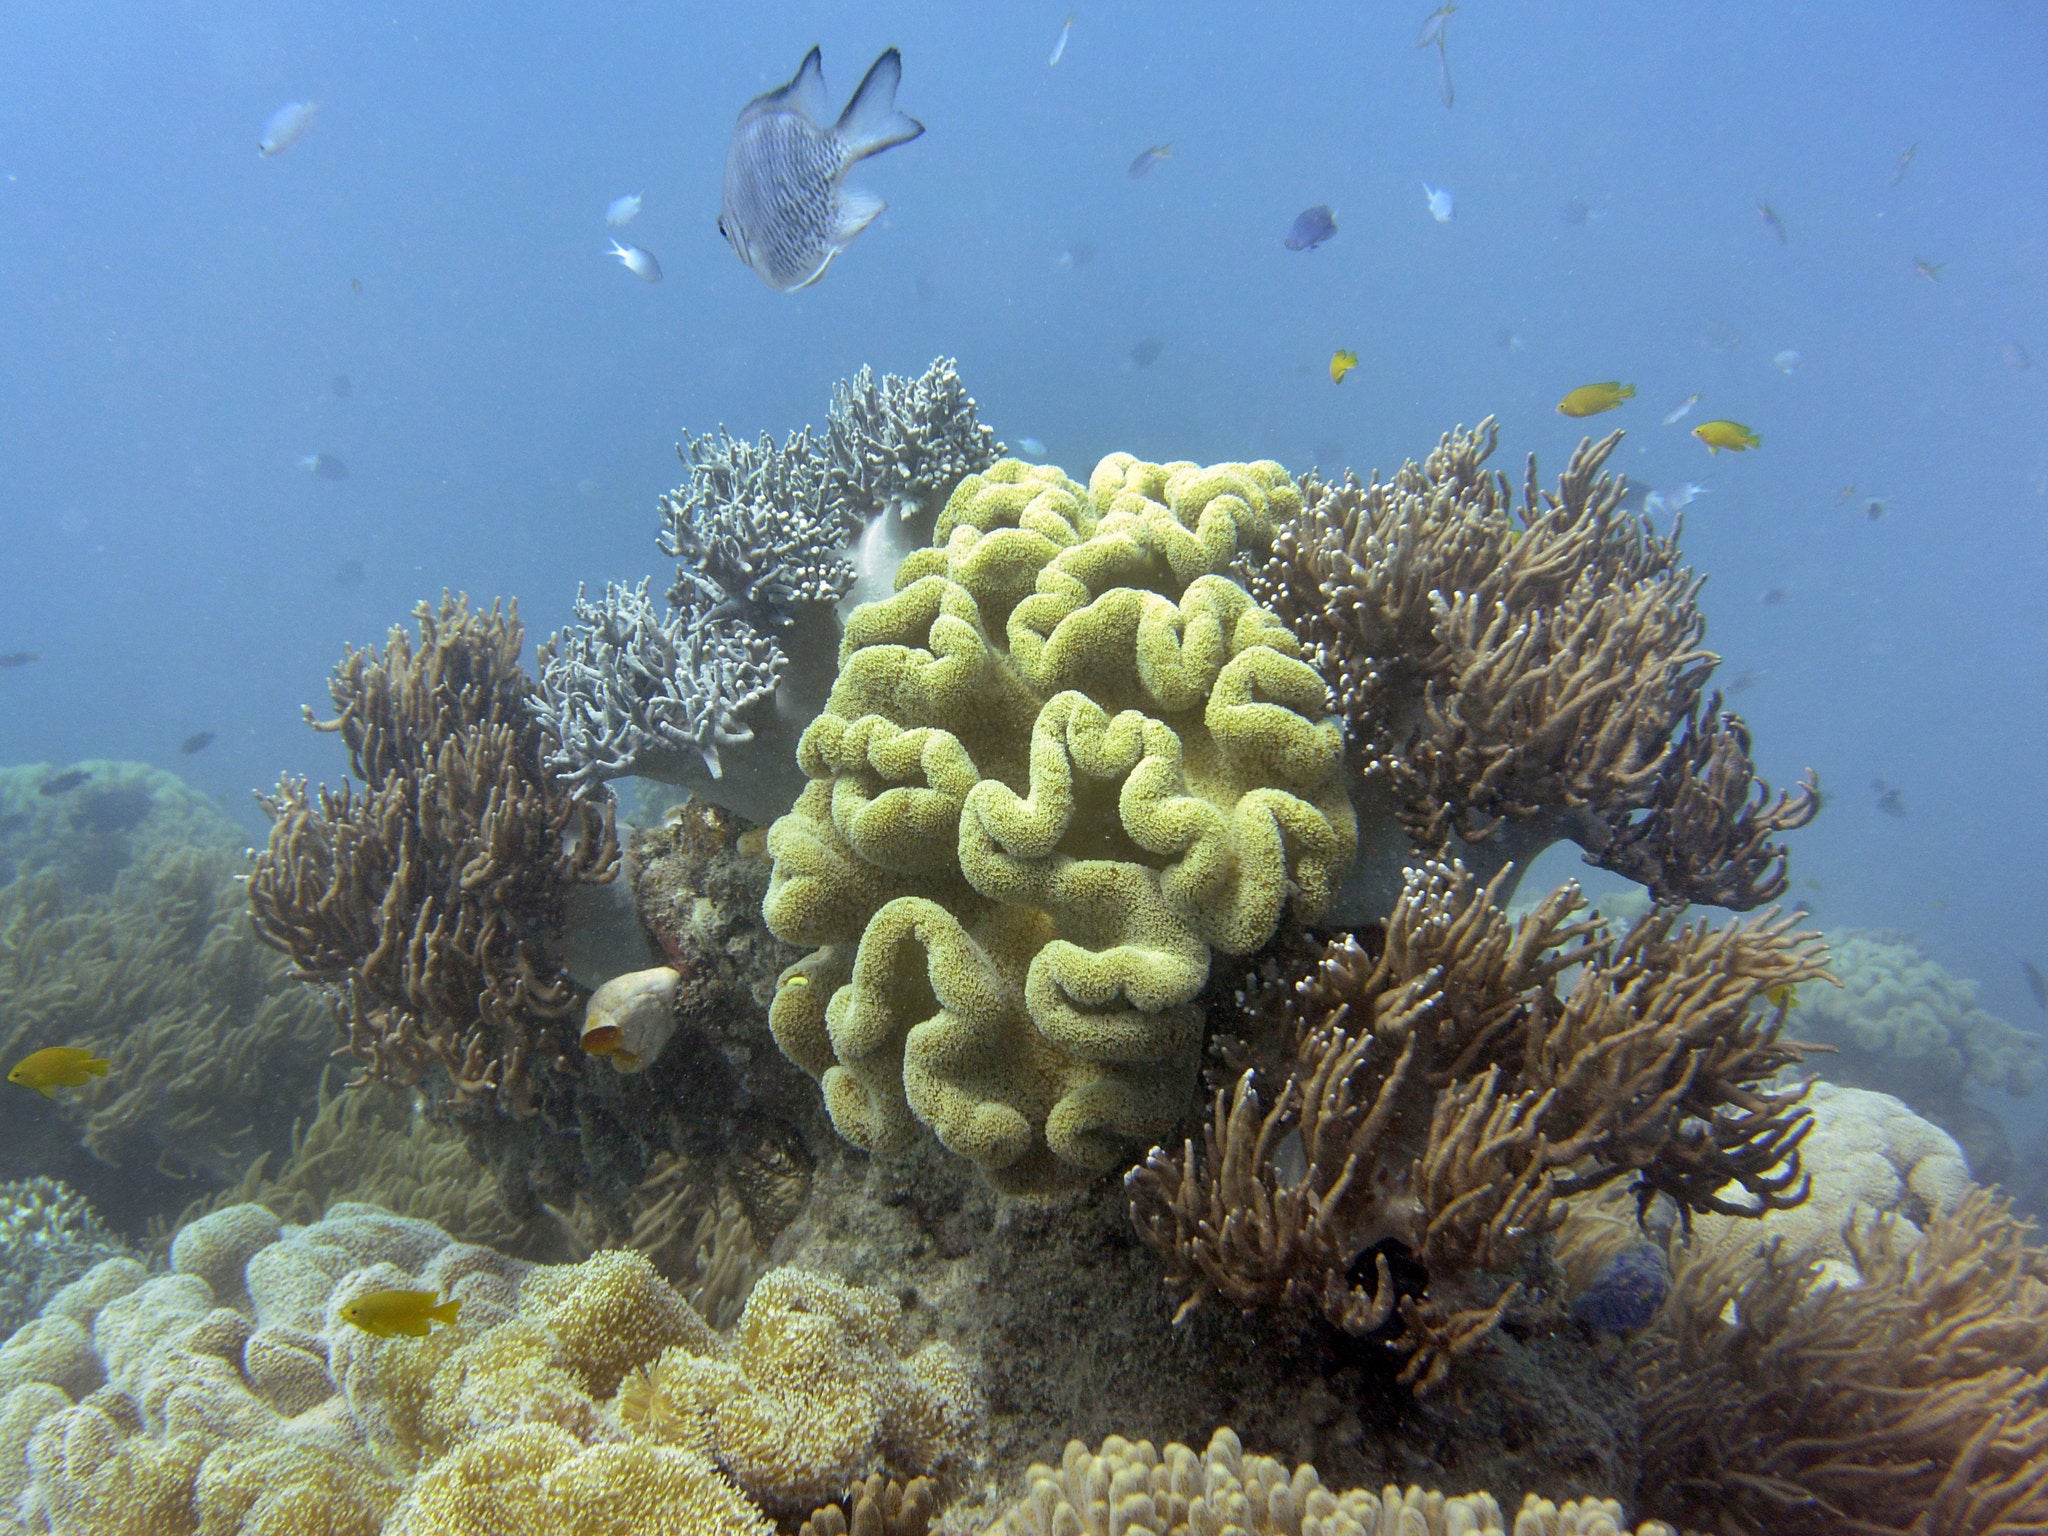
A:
[973,1428,1675,1536]
[1128,861,1825,1391]
[1786,927,2042,1183]
[1237,420,1816,915]
[0,1200,984,1536]
[802,1473,939,1536]
[247,594,646,1223]
[1635,1186,2048,1536]
[763,454,1355,1194]
[0,1180,132,1344]
[535,358,1004,821]
[0,761,332,1228]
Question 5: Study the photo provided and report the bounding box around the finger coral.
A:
[1237,420,1816,913]
[1128,859,1825,1391]
[535,358,1003,821]
[1635,1186,2048,1536]
[763,454,1355,1194]
[248,594,625,1219]
[977,1427,1674,1536]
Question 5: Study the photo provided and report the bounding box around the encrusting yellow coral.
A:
[977,1427,1675,1535]
[765,455,1356,1193]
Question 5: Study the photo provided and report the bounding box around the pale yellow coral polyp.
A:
[765,454,1352,1194]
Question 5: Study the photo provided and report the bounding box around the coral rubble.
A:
[763,455,1355,1194]
[1128,861,1826,1390]
[1237,420,1816,914]
[535,358,1004,821]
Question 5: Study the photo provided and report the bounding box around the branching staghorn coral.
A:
[978,1428,1676,1536]
[1238,419,1817,912]
[1634,1186,2048,1536]
[1127,859,1826,1392]
[763,455,1355,1195]
[826,358,1005,521]
[534,359,1003,821]
[248,595,621,1207]
[0,1180,133,1341]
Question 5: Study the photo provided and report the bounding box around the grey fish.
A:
[1285,205,1337,251]
[179,731,215,756]
[1127,143,1174,179]
[2024,961,2047,1013]
[1129,337,1163,367]
[719,47,924,292]
[298,452,348,480]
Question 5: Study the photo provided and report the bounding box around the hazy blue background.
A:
[3,3,2044,1104]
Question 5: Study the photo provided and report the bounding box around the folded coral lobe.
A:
[764,456,1354,1195]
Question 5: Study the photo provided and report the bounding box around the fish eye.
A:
[716,217,728,242]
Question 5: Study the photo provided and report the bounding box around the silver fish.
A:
[1049,12,1074,66]
[608,240,662,282]
[259,101,317,158]
[605,193,643,227]
[719,47,924,292]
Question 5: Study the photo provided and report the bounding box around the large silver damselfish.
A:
[719,46,925,292]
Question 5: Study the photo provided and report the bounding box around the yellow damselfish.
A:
[1557,381,1635,417]
[1764,983,1798,1011]
[1693,419,1761,453]
[1330,349,1358,384]
[339,1288,463,1339]
[7,1046,110,1097]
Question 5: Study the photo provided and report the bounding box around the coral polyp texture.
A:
[762,454,1357,1194]
[1237,419,1817,912]
[534,358,1003,822]
[1635,1186,2048,1536]
[1128,860,1826,1391]
[977,1428,1676,1536]
[0,1200,981,1536]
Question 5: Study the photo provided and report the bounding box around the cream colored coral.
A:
[191,1436,401,1536]
[169,1204,282,1314]
[980,1429,1673,1536]
[617,1266,983,1517]
[1685,1080,1971,1286]
[0,1313,103,1400]
[519,1248,719,1398]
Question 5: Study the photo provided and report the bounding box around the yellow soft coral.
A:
[617,1267,982,1518]
[518,1248,720,1399]
[386,1423,775,1536]
[192,1438,400,1536]
[765,455,1353,1193]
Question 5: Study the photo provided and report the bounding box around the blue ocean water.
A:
[0,0,2042,1108]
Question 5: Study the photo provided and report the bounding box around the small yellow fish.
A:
[580,1030,642,1070]
[1764,984,1798,1012]
[339,1289,463,1339]
[1330,349,1359,384]
[1693,419,1760,453]
[1557,381,1635,417]
[7,1046,110,1097]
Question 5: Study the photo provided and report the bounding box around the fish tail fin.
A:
[84,1058,109,1078]
[1619,384,1637,399]
[428,1297,463,1328]
[836,48,924,162]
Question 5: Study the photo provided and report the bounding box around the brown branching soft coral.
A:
[799,1475,938,1536]
[1238,419,1817,910]
[1127,859,1825,1392]
[248,594,618,1120]
[1636,1186,2048,1536]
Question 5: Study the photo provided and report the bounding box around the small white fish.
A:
[258,101,318,158]
[608,241,662,282]
[1772,349,1803,374]
[1015,437,1048,459]
[1422,182,1454,222]
[1417,2,1456,50]
[1048,13,1075,66]
[605,193,643,227]
[1664,482,1707,510]
[1661,392,1701,426]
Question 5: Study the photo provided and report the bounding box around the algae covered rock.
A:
[764,455,1356,1195]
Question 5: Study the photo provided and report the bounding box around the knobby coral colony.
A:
[246,595,621,1212]
[1237,418,1818,911]
[533,358,1004,824]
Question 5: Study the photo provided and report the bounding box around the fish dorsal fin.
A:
[757,46,829,123]
[835,48,925,163]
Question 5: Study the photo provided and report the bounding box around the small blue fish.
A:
[1572,1243,1669,1334]
[258,102,317,158]
[605,193,643,227]
[720,47,925,292]
[1285,205,1337,251]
